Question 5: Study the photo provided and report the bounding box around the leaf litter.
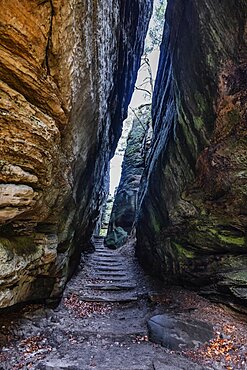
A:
[151,287,247,369]
[64,292,114,318]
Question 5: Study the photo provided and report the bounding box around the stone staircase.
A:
[1,236,213,370]
[77,236,139,303]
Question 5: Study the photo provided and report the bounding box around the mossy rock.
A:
[0,236,38,257]
[104,227,128,250]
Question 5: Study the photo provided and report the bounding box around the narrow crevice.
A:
[44,0,55,76]
[102,1,166,246]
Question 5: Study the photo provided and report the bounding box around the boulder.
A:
[148,314,213,351]
[104,227,128,250]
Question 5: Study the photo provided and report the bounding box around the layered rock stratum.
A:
[136,0,247,310]
[0,0,152,308]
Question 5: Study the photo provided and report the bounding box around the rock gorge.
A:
[136,0,247,310]
[0,0,152,307]
[0,0,246,313]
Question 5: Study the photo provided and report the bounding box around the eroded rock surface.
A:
[136,0,247,309]
[0,0,152,307]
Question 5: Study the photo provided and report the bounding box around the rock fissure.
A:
[43,0,54,77]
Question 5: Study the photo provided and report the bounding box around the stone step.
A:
[79,294,138,303]
[92,276,132,283]
[95,266,126,272]
[90,262,124,267]
[88,265,124,271]
[91,257,125,263]
[94,271,128,278]
[95,253,115,258]
[85,283,136,291]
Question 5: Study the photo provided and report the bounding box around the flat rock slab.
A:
[91,262,124,267]
[152,358,211,370]
[36,360,79,370]
[95,266,126,272]
[91,257,125,263]
[95,252,116,256]
[80,294,138,303]
[148,314,213,351]
[85,283,136,291]
[92,276,132,282]
[94,271,128,277]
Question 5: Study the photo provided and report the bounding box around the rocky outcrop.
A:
[105,105,151,248]
[109,106,151,232]
[136,0,247,310]
[0,0,152,308]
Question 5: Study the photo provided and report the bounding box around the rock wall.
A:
[136,0,247,310]
[0,0,152,308]
[107,105,152,236]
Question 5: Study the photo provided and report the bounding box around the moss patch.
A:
[0,236,38,256]
[208,228,245,247]
[218,234,245,246]
[173,242,195,259]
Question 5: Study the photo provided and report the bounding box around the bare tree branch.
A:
[135,87,152,95]
[129,107,147,131]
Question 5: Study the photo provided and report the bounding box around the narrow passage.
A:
[0,238,246,369]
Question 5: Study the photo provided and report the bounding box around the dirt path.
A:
[0,237,246,369]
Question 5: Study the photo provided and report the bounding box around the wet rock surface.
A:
[136,0,247,309]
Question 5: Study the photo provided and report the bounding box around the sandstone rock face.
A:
[0,0,152,307]
[136,0,247,309]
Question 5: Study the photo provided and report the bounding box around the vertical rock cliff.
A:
[108,105,151,233]
[105,105,151,248]
[0,0,152,308]
[136,0,247,309]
